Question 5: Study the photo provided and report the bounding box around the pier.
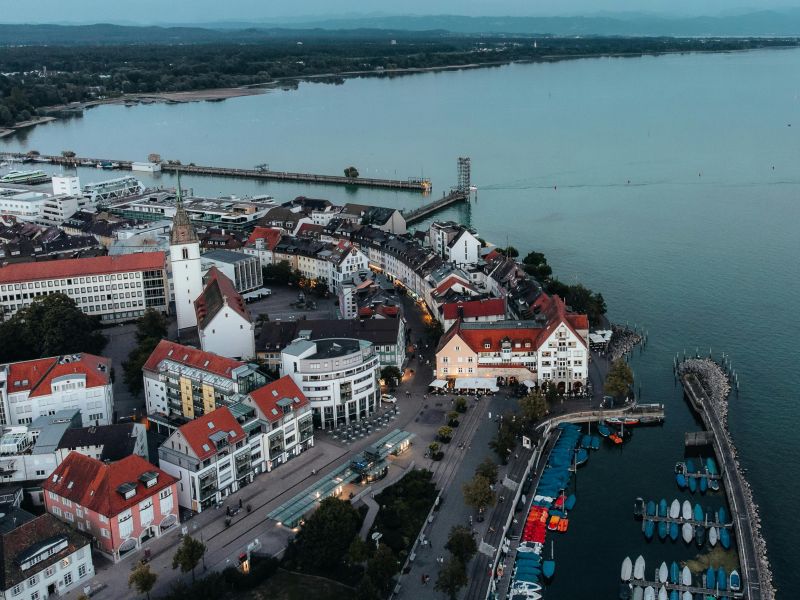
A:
[403,189,469,224]
[534,402,665,431]
[629,579,744,599]
[0,151,432,191]
[681,371,772,600]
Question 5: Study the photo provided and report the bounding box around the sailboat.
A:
[709,526,719,547]
[658,562,668,583]
[669,499,680,519]
[681,522,693,543]
[542,541,556,580]
[643,586,655,600]
[658,586,667,600]
[669,562,679,584]
[681,566,691,586]
[681,501,692,520]
[633,555,646,580]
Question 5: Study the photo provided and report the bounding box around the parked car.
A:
[381,394,397,404]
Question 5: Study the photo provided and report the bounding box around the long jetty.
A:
[403,189,469,224]
[0,152,432,191]
[681,370,773,600]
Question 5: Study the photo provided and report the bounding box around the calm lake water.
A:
[4,48,799,597]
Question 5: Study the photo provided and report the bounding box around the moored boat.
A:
[658,562,668,583]
[590,435,601,450]
[695,525,705,547]
[680,592,691,600]
[693,504,703,522]
[686,458,696,473]
[658,521,668,539]
[682,522,693,543]
[621,556,633,581]
[632,587,643,600]
[647,501,656,517]
[644,586,655,600]
[542,559,555,579]
[717,506,728,524]
[717,568,727,591]
[633,555,645,580]
[729,570,741,591]
[669,591,679,600]
[688,475,697,493]
[669,522,679,541]
[709,478,720,492]
[658,586,667,600]
[709,526,718,547]
[699,476,708,493]
[598,422,611,437]
[669,499,680,519]
[575,449,589,466]
[706,567,716,589]
[644,520,655,540]
[720,527,731,549]
[658,499,668,517]
[706,457,718,475]
[565,494,576,511]
[676,473,687,489]
[681,566,691,586]
[682,501,692,520]
[670,562,680,584]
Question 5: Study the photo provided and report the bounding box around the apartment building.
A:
[0,252,169,323]
[43,453,179,562]
[201,249,263,294]
[195,267,255,360]
[0,354,113,427]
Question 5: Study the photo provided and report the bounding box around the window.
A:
[101,528,110,538]
[27,575,38,586]
[64,572,73,586]
[30,591,40,600]
[182,248,189,260]
[78,564,87,579]
[45,566,55,577]
[12,583,23,596]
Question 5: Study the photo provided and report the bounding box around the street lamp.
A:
[193,523,206,570]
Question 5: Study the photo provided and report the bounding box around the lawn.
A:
[245,568,354,600]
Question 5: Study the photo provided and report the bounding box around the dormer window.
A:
[117,482,137,500]
[139,471,159,488]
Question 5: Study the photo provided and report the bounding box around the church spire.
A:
[170,170,198,244]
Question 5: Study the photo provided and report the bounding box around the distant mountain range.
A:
[3,11,800,46]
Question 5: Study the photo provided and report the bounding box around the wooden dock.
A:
[0,152,432,191]
[629,579,744,599]
[682,373,770,600]
[403,190,469,224]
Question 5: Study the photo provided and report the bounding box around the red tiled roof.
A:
[194,267,251,329]
[434,275,475,297]
[0,252,165,284]
[142,339,244,379]
[247,376,309,423]
[43,453,177,518]
[442,298,506,321]
[5,354,110,397]
[456,325,543,353]
[296,223,324,237]
[176,406,246,460]
[245,227,282,250]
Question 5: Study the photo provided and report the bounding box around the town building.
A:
[81,176,145,209]
[0,513,94,598]
[239,226,282,268]
[435,294,590,393]
[201,249,263,294]
[0,252,169,323]
[142,340,265,428]
[428,221,482,267]
[195,267,255,360]
[0,354,113,427]
[52,174,81,197]
[281,338,380,429]
[0,188,80,226]
[242,376,314,472]
[0,219,100,265]
[441,297,506,331]
[157,406,257,513]
[340,203,407,235]
[43,453,179,562]
[55,422,148,464]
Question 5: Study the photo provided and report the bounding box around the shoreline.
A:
[5,43,798,139]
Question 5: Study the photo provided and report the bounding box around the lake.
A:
[4,47,799,597]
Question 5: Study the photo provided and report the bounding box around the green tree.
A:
[344,166,359,178]
[446,526,477,564]
[462,474,495,512]
[122,309,168,396]
[425,319,444,342]
[447,411,460,426]
[499,246,519,258]
[172,535,206,583]
[605,359,634,400]
[0,293,106,363]
[380,366,402,387]
[346,536,370,565]
[128,561,158,600]
[437,425,453,442]
[475,457,498,484]
[522,250,553,281]
[366,543,399,594]
[490,422,517,464]
[454,397,468,413]
[520,391,549,425]
[290,497,361,572]
[435,557,468,600]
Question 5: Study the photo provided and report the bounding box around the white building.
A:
[81,176,145,209]
[169,188,204,331]
[0,189,80,226]
[195,267,255,360]
[52,174,81,197]
[158,406,257,513]
[0,354,114,427]
[0,252,170,323]
[141,340,265,425]
[429,221,482,267]
[201,249,262,294]
[239,226,282,268]
[0,514,95,599]
[241,376,314,472]
[282,338,380,429]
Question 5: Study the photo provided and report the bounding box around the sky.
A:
[1,0,797,24]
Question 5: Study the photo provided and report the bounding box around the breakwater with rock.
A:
[678,357,774,600]
[607,324,645,362]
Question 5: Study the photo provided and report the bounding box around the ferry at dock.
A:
[0,169,50,185]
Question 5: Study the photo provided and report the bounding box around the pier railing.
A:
[403,190,469,224]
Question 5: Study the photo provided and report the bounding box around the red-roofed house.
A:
[43,453,179,562]
[435,295,589,394]
[158,406,256,513]
[240,226,282,267]
[0,353,113,426]
[0,252,169,323]
[142,340,266,423]
[195,267,255,360]
[441,298,506,331]
[243,376,314,471]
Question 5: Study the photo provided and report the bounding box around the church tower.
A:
[169,174,202,331]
